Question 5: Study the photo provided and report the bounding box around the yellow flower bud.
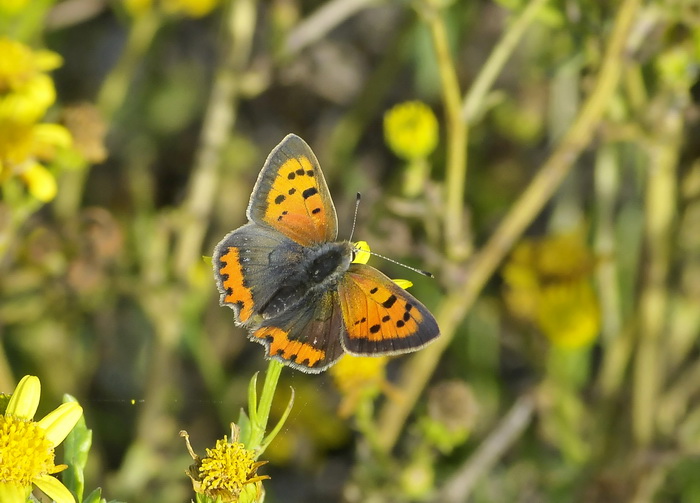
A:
[383,101,439,161]
[22,162,57,202]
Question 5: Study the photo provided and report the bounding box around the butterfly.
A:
[213,134,440,373]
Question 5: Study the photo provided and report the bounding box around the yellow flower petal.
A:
[392,279,413,289]
[33,474,75,503]
[37,402,83,446]
[163,0,220,17]
[353,241,370,264]
[0,74,56,123]
[0,0,30,15]
[6,375,40,419]
[22,162,57,202]
[0,481,31,503]
[123,0,153,16]
[536,281,599,349]
[33,123,73,159]
[33,50,63,72]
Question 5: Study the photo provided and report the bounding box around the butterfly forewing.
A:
[337,264,440,355]
[246,134,338,246]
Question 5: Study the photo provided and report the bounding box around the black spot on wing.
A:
[302,187,318,199]
[382,295,397,308]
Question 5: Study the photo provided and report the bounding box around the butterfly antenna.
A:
[348,192,434,278]
[348,192,362,242]
[363,248,434,278]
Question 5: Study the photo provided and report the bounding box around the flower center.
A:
[0,415,55,487]
[200,437,257,493]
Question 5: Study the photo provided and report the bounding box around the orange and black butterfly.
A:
[213,134,440,373]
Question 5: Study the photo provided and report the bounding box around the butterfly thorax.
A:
[302,240,353,291]
[255,239,353,320]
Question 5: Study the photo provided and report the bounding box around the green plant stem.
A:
[284,0,384,55]
[437,393,535,503]
[633,101,681,446]
[97,9,161,120]
[593,145,622,344]
[594,145,630,399]
[376,0,641,452]
[461,0,550,123]
[173,0,257,278]
[248,359,284,450]
[422,4,470,260]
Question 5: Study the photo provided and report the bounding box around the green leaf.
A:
[61,394,92,503]
[82,488,102,503]
[247,372,260,425]
[259,386,295,455]
[237,408,252,446]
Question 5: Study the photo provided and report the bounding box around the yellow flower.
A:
[383,101,439,161]
[0,120,71,201]
[162,0,220,17]
[0,37,72,203]
[536,281,600,349]
[182,426,269,503]
[503,232,600,348]
[331,354,391,417]
[0,38,62,123]
[352,240,371,265]
[123,0,152,16]
[0,0,30,14]
[124,0,220,17]
[0,375,83,503]
[21,162,57,202]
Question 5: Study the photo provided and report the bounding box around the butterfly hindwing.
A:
[338,263,440,355]
[246,134,338,246]
[250,290,346,373]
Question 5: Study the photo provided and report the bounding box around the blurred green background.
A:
[1,0,700,501]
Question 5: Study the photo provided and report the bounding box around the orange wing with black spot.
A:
[249,290,346,373]
[337,264,440,355]
[247,134,337,246]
